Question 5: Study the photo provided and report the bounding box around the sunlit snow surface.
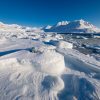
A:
[0,32,100,100]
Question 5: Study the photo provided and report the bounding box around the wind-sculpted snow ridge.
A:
[0,32,100,100]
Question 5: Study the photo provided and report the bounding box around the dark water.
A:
[58,33,100,36]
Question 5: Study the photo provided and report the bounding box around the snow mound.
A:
[58,41,73,49]
[50,40,73,49]
[33,50,65,75]
[0,48,65,75]
[32,44,56,53]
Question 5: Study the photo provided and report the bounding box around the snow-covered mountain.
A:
[0,22,24,32]
[43,19,100,33]
[0,22,44,39]
[0,22,43,33]
[1,20,100,34]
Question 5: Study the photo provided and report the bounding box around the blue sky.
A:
[0,0,100,27]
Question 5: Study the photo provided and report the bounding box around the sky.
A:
[0,0,100,27]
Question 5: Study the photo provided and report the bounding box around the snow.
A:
[0,22,100,100]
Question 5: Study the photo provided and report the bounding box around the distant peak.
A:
[56,21,69,26]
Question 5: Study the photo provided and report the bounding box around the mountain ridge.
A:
[43,19,100,33]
